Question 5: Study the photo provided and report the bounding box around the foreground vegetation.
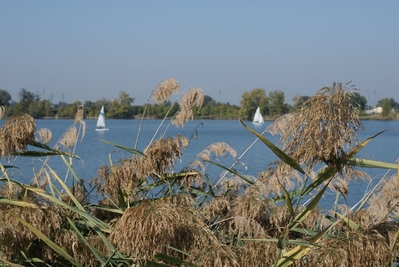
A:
[1,79,399,266]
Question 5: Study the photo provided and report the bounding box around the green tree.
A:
[381,98,391,116]
[14,88,43,116]
[0,89,11,106]
[268,90,287,116]
[349,92,367,110]
[116,91,134,118]
[389,98,399,111]
[291,95,310,111]
[240,88,268,120]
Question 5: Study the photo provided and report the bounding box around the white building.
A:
[365,106,382,114]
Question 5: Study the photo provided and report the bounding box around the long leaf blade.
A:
[240,120,305,174]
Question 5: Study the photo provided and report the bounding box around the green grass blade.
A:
[347,130,390,158]
[98,138,145,156]
[67,217,106,265]
[347,158,399,170]
[279,181,294,216]
[290,179,331,229]
[240,120,305,174]
[334,212,362,231]
[0,197,39,208]
[204,159,255,185]
[47,166,86,211]
[300,166,337,197]
[28,188,110,232]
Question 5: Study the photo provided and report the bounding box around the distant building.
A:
[365,106,382,114]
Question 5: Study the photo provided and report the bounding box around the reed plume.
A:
[0,114,36,158]
[269,82,363,170]
[171,87,204,128]
[151,78,180,104]
[56,125,78,150]
[35,128,52,145]
[367,174,399,223]
[109,197,214,264]
[135,78,179,148]
[0,106,5,119]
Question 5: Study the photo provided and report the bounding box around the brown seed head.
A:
[58,125,78,149]
[271,82,363,169]
[0,114,35,158]
[35,128,52,144]
[152,78,180,104]
[172,87,204,128]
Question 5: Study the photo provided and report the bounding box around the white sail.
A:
[252,107,264,125]
[96,106,109,131]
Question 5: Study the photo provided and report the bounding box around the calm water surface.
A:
[2,119,399,208]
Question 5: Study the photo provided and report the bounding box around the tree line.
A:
[1,86,398,120]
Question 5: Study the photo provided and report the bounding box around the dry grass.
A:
[152,78,180,104]
[269,82,363,170]
[108,196,215,264]
[0,114,35,158]
[367,174,399,223]
[2,81,399,266]
[172,87,204,127]
[35,128,52,144]
[302,231,391,267]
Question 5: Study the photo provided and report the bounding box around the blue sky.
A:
[1,1,398,106]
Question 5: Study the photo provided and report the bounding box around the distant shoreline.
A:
[31,115,399,121]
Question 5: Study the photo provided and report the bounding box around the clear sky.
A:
[1,1,398,106]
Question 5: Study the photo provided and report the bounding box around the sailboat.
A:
[95,106,109,131]
[252,107,264,125]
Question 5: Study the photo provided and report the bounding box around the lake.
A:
[2,118,399,209]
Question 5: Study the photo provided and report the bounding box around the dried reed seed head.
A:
[367,174,399,223]
[257,163,303,197]
[265,113,294,136]
[330,176,349,196]
[152,78,180,104]
[0,106,5,119]
[181,87,204,110]
[277,82,363,169]
[58,125,78,149]
[171,108,192,128]
[35,128,52,144]
[267,205,291,236]
[95,158,146,205]
[187,243,240,267]
[233,186,270,221]
[61,181,89,206]
[203,196,231,219]
[74,104,84,124]
[142,135,189,179]
[197,142,237,163]
[237,240,279,267]
[230,215,266,238]
[0,205,63,250]
[0,114,36,158]
[171,88,204,128]
[54,229,106,267]
[306,231,391,267]
[369,221,399,251]
[161,193,196,207]
[109,200,202,260]
[216,173,253,197]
